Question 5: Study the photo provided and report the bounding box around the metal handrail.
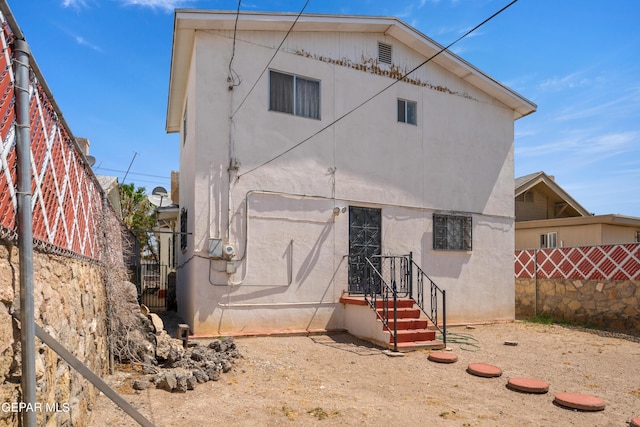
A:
[347,253,447,348]
[362,257,399,352]
[408,252,447,346]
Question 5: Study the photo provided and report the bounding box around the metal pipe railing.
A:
[14,34,37,427]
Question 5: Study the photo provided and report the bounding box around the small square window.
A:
[433,214,472,251]
[398,99,417,125]
[540,232,557,249]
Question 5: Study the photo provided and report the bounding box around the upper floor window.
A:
[433,214,472,251]
[269,70,320,120]
[398,99,417,125]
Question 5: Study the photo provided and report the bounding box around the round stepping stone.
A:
[506,377,549,394]
[553,392,605,412]
[631,416,640,427]
[427,351,458,364]
[467,363,502,378]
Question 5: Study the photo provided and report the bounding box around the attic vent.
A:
[378,42,392,64]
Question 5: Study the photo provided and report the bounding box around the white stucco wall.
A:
[176,27,519,335]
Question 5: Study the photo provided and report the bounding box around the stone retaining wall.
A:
[0,242,109,427]
[515,278,640,331]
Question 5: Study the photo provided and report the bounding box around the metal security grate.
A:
[378,42,392,64]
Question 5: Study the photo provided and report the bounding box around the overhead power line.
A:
[94,167,172,180]
[231,0,311,117]
[227,0,242,87]
[237,0,519,179]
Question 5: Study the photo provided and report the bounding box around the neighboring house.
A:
[95,174,123,218]
[165,10,536,336]
[515,171,640,249]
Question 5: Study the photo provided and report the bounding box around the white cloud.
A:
[54,22,104,52]
[516,130,638,161]
[555,91,639,123]
[61,0,90,7]
[119,0,190,11]
[74,35,103,52]
[582,131,638,155]
[539,72,600,92]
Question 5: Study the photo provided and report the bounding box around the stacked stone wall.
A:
[515,277,640,331]
[0,242,109,427]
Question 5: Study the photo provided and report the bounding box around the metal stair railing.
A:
[362,257,399,352]
[407,252,447,346]
[369,253,447,347]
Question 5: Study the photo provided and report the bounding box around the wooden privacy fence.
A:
[0,19,103,260]
[515,243,640,331]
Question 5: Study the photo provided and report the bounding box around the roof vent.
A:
[378,42,392,65]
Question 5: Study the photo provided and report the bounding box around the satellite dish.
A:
[149,186,172,207]
[148,194,173,207]
[86,155,96,167]
[152,186,168,196]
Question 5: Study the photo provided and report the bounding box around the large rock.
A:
[155,331,180,360]
[148,313,164,334]
[156,372,177,392]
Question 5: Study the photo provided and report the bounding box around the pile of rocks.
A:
[109,282,240,393]
[130,312,240,393]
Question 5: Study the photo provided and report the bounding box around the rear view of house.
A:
[165,10,536,337]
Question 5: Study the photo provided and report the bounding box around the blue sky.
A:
[8,0,640,216]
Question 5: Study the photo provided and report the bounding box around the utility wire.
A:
[237,0,518,179]
[227,0,242,87]
[231,0,310,118]
[95,167,171,179]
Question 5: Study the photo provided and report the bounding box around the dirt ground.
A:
[89,319,640,427]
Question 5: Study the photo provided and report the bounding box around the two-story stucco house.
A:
[165,10,536,338]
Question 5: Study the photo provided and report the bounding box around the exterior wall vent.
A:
[378,42,392,65]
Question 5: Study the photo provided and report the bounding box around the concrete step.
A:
[376,307,421,319]
[384,318,429,330]
[391,329,437,343]
[373,299,415,309]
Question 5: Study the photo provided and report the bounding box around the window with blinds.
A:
[269,70,320,120]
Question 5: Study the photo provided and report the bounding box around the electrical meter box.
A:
[209,238,223,258]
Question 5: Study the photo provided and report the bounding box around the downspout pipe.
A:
[14,38,37,427]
